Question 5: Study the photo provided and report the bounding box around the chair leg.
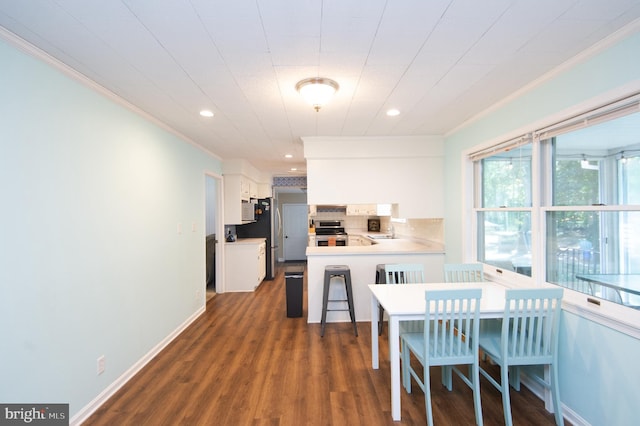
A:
[500,365,514,426]
[441,366,453,391]
[424,364,434,426]
[509,366,521,391]
[401,339,411,393]
[471,361,483,426]
[378,304,384,336]
[550,362,563,426]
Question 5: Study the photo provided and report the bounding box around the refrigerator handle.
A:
[276,207,283,238]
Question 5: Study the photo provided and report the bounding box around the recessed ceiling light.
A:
[285,154,293,158]
[386,108,400,117]
[200,110,214,117]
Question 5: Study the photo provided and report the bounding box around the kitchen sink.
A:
[367,234,394,239]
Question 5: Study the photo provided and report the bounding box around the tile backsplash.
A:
[311,211,444,245]
[382,217,444,245]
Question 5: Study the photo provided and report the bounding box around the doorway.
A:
[205,174,223,300]
[283,203,308,261]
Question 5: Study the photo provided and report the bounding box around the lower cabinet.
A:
[225,238,266,292]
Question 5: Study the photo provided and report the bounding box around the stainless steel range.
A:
[314,220,348,246]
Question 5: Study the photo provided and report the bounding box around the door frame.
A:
[282,203,309,261]
[205,172,225,296]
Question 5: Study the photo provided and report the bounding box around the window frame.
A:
[465,92,640,338]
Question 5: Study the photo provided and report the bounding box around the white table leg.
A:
[389,315,401,421]
[371,294,379,369]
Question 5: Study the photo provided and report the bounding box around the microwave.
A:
[241,202,256,222]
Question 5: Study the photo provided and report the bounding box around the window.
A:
[471,94,640,314]
[544,108,640,307]
[475,143,533,276]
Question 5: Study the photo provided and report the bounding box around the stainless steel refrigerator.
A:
[235,198,279,280]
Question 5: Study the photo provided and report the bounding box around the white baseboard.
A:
[520,373,590,426]
[70,306,206,425]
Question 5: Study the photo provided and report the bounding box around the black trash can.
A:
[285,266,304,318]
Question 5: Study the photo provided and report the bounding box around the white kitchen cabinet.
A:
[224,174,258,224]
[225,238,266,292]
[249,179,258,199]
[377,204,392,216]
[257,183,272,198]
[240,176,251,200]
[257,241,266,282]
[303,136,444,219]
[346,204,377,216]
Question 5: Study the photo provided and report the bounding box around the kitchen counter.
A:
[225,237,265,245]
[306,238,444,255]
[306,237,445,324]
[225,238,266,292]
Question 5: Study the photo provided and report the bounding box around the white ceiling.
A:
[1,0,639,176]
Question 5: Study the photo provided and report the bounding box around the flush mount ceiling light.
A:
[199,109,214,117]
[295,77,339,112]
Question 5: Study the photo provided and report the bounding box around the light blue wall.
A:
[444,30,640,425]
[0,38,222,418]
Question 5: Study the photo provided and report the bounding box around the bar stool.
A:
[321,265,358,337]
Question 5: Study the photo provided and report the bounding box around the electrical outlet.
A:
[97,355,105,375]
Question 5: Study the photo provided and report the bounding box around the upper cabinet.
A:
[249,179,258,199]
[223,160,273,224]
[239,176,251,201]
[303,136,444,218]
[224,175,250,224]
[347,204,378,216]
[346,204,377,216]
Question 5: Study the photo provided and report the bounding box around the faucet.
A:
[388,224,395,238]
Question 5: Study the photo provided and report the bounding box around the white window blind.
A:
[534,93,640,140]
[468,134,531,162]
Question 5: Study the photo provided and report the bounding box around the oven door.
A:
[316,236,347,246]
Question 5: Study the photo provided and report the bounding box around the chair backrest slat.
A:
[444,263,484,283]
[424,289,482,362]
[501,288,563,362]
[384,263,425,284]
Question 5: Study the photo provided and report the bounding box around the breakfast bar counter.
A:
[305,239,445,324]
[306,238,443,255]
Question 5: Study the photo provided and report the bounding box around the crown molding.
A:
[447,17,640,137]
[0,25,222,162]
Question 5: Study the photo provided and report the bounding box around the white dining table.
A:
[369,281,508,421]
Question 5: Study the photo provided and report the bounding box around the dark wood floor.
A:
[85,263,563,425]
